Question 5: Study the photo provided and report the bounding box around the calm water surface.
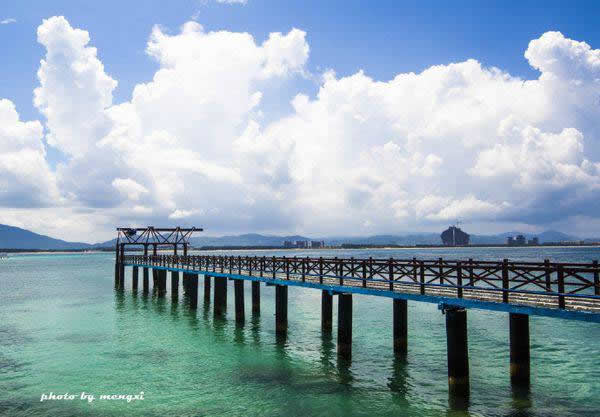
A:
[1,247,599,416]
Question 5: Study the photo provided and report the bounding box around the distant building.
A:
[516,235,526,246]
[283,241,294,248]
[528,237,539,245]
[507,237,515,246]
[311,241,324,249]
[296,240,308,249]
[441,226,470,246]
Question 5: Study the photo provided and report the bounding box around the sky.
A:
[0,1,599,242]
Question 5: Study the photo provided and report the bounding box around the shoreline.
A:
[2,244,600,255]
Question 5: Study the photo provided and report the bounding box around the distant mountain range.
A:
[0,223,596,250]
[0,224,92,250]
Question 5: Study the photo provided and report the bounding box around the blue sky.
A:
[1,1,600,241]
[2,0,597,122]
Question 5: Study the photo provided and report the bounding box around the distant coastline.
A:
[2,242,600,254]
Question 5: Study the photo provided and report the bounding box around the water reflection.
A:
[388,357,410,402]
[250,314,261,346]
[320,331,335,376]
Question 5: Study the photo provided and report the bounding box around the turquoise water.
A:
[1,247,600,416]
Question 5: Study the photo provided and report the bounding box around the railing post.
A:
[388,258,394,291]
[502,259,509,303]
[319,257,323,284]
[439,258,443,285]
[412,257,417,287]
[544,259,551,292]
[284,256,289,280]
[557,265,565,309]
[419,261,425,295]
[457,261,463,298]
[272,256,276,279]
[362,260,367,288]
[468,258,474,287]
[302,257,306,282]
[594,260,599,296]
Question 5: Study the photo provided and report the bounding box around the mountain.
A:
[0,223,590,250]
[190,233,312,247]
[0,224,91,250]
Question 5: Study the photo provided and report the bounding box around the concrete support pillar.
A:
[132,266,139,290]
[158,270,167,296]
[446,307,470,398]
[152,269,158,290]
[234,280,245,325]
[114,263,119,288]
[171,271,179,298]
[393,299,408,357]
[252,281,260,314]
[119,264,125,290]
[321,291,333,333]
[509,313,530,387]
[214,277,227,316]
[188,274,198,309]
[204,275,211,303]
[275,285,288,334]
[143,268,149,293]
[337,293,352,359]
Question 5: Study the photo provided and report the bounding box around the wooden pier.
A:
[113,226,600,403]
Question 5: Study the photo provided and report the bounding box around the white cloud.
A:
[34,16,117,156]
[2,17,600,241]
[0,99,59,207]
[169,209,202,219]
[216,0,247,4]
[112,178,149,201]
[1,18,16,25]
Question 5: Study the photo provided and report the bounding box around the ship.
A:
[441,226,470,246]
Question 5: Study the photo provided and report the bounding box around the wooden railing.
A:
[122,255,600,309]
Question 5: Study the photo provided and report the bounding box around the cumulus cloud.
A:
[0,99,59,207]
[112,178,149,201]
[2,16,600,241]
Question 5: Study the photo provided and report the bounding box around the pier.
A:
[114,227,600,404]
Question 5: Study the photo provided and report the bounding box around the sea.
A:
[1,246,599,417]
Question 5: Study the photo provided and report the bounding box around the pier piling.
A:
[275,285,288,334]
[171,271,179,298]
[445,307,469,398]
[158,270,167,295]
[204,275,211,303]
[183,274,198,308]
[252,281,260,314]
[143,268,149,293]
[132,266,138,290]
[393,299,408,358]
[235,280,245,324]
[337,293,352,359]
[509,313,530,387]
[322,291,333,333]
[214,277,227,316]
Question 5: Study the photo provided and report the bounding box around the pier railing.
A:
[122,255,600,310]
